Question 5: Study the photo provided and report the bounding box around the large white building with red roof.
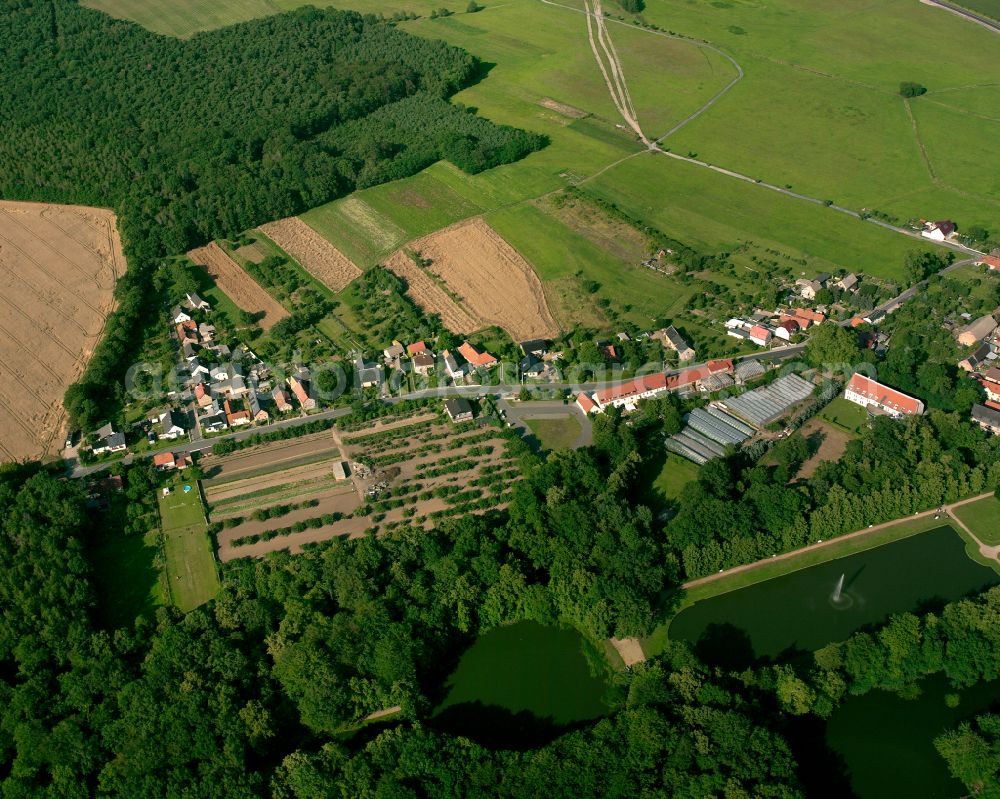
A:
[844,374,924,418]
[583,361,735,413]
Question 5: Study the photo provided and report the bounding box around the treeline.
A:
[0,1,542,428]
[0,460,804,796]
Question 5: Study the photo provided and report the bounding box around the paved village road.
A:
[921,0,1000,33]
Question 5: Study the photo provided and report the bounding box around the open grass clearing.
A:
[818,396,870,436]
[158,486,219,612]
[652,453,700,504]
[525,416,582,451]
[954,496,1000,545]
[91,530,166,629]
[797,417,854,479]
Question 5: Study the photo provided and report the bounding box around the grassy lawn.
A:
[818,396,870,435]
[158,485,220,612]
[653,453,699,503]
[954,496,1000,545]
[91,531,166,629]
[525,416,582,451]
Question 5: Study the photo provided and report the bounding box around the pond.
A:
[827,673,1000,798]
[670,526,998,665]
[433,621,609,748]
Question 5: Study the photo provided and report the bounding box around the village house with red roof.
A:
[457,341,497,369]
[844,373,924,418]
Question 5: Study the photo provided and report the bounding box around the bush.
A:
[899,81,927,98]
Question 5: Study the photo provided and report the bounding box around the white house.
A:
[157,409,186,440]
[921,220,956,242]
[749,325,773,347]
[171,306,192,324]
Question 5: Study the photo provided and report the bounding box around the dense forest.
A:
[0,1,543,428]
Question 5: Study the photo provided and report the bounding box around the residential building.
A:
[202,414,228,434]
[272,387,293,413]
[382,342,405,368]
[442,350,465,380]
[519,353,546,379]
[158,409,186,440]
[194,382,213,408]
[971,403,1000,435]
[775,319,800,341]
[956,315,997,348]
[981,368,1000,402]
[796,279,822,300]
[289,375,316,410]
[959,342,992,372]
[248,392,269,424]
[198,322,216,342]
[662,325,696,361]
[977,254,1000,271]
[92,422,127,455]
[838,273,859,292]
[921,220,956,241]
[520,339,548,358]
[863,309,886,326]
[355,355,384,389]
[411,351,435,376]
[444,397,474,423]
[171,306,192,324]
[224,399,251,427]
[407,341,431,356]
[749,325,773,347]
[176,321,198,346]
[458,341,498,369]
[593,373,668,412]
[844,373,925,418]
[185,292,210,311]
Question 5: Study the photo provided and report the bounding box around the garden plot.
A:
[221,415,520,561]
[0,201,122,462]
[187,241,289,330]
[201,430,341,484]
[258,217,362,292]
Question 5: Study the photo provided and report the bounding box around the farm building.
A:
[576,393,598,415]
[592,373,668,412]
[844,374,924,418]
[666,406,755,464]
[956,315,997,348]
[838,273,859,292]
[332,460,350,480]
[444,397,474,423]
[921,220,956,241]
[719,373,815,427]
[734,359,766,384]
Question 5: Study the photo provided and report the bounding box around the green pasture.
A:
[588,153,931,281]
[487,202,696,328]
[652,453,699,503]
[954,496,1000,545]
[81,0,280,37]
[158,485,220,612]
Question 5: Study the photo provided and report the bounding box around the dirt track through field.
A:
[258,217,362,291]
[390,219,559,341]
[187,242,289,329]
[0,201,121,462]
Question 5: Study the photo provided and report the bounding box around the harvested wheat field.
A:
[384,249,482,334]
[0,201,122,462]
[187,242,289,329]
[398,218,559,341]
[258,217,362,291]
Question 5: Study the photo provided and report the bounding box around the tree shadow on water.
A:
[431,701,591,751]
[693,622,757,671]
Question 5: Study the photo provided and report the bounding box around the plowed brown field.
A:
[187,242,289,329]
[394,219,559,341]
[384,250,481,333]
[0,201,122,462]
[258,217,362,291]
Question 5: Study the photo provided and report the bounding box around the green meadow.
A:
[78,0,994,335]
